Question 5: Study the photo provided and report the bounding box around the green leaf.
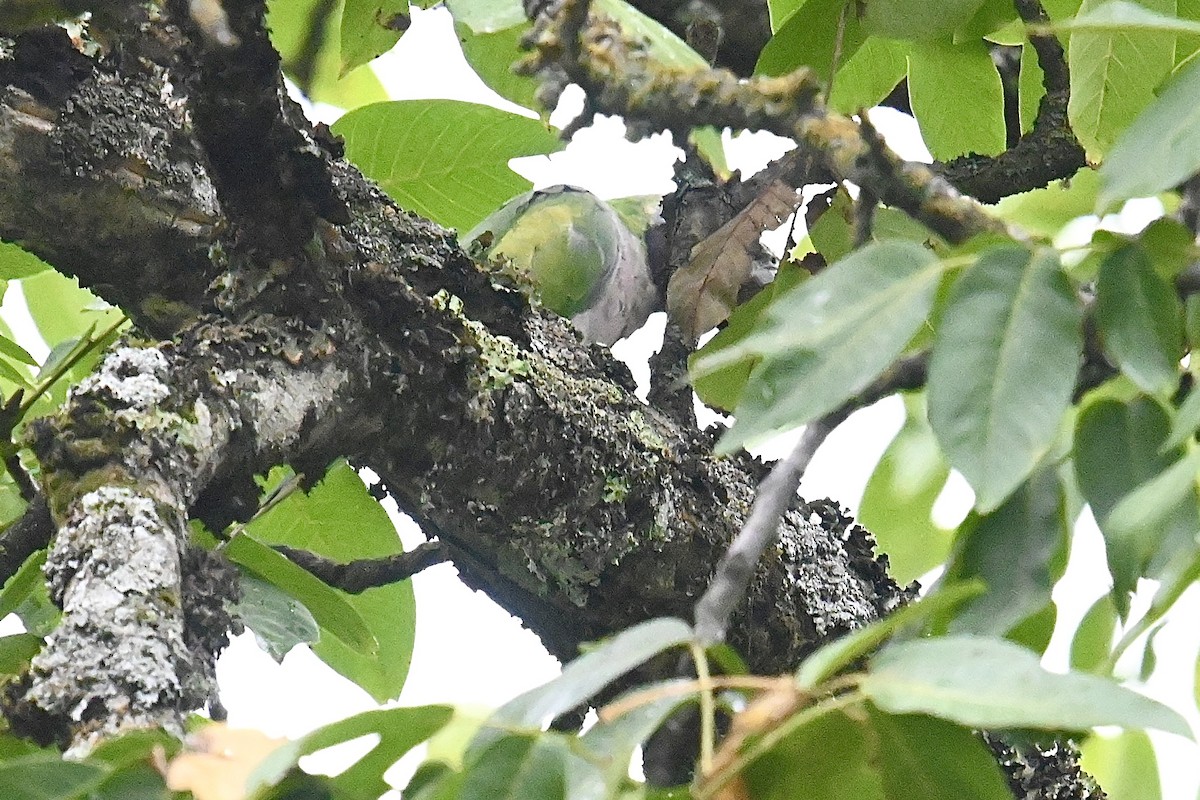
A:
[859,393,954,585]
[461,734,567,800]
[0,243,48,279]
[1057,0,1200,33]
[768,0,805,30]
[1104,448,1200,576]
[756,0,867,82]
[267,0,388,109]
[225,534,377,655]
[702,241,945,452]
[1067,0,1177,161]
[1070,593,1118,671]
[1095,244,1183,395]
[928,246,1082,512]
[1100,54,1200,207]
[445,0,525,31]
[1079,730,1162,800]
[865,707,1014,800]
[828,37,909,114]
[861,0,988,40]
[0,335,34,367]
[454,21,540,110]
[0,634,40,675]
[596,0,710,70]
[0,755,106,800]
[994,167,1099,238]
[244,460,416,702]
[91,764,171,800]
[484,618,693,732]
[1075,397,1199,613]
[1005,601,1058,654]
[578,689,693,798]
[689,265,807,412]
[943,465,1068,637]
[1019,39,1047,134]
[0,550,45,621]
[338,0,409,75]
[907,38,1007,160]
[1167,384,1200,449]
[742,707,884,800]
[332,100,561,233]
[231,573,320,662]
[20,270,122,358]
[250,706,453,800]
[862,635,1190,735]
[796,582,984,689]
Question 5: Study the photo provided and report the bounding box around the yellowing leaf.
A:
[167,724,288,800]
[667,180,799,339]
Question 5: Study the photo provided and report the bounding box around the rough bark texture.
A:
[0,4,1106,798]
[0,16,907,747]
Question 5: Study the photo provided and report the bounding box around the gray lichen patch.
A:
[30,486,188,751]
[222,360,351,454]
[72,347,171,423]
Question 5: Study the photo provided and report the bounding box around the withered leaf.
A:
[667,180,800,340]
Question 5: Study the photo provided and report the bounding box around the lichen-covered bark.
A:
[0,15,908,746]
[11,320,381,748]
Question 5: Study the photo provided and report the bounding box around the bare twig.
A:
[939,0,1085,202]
[520,0,1005,243]
[694,412,844,644]
[273,541,448,593]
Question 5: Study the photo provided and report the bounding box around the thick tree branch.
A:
[939,0,1086,202]
[522,0,1006,244]
[0,15,906,728]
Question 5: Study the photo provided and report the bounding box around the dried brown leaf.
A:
[667,180,799,339]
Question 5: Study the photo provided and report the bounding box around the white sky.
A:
[3,4,1199,797]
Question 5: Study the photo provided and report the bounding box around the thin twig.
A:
[693,411,844,644]
[273,541,448,593]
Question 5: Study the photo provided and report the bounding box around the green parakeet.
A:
[464,185,657,345]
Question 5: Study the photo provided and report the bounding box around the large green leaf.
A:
[862,635,1190,735]
[943,465,1068,637]
[243,460,416,702]
[907,38,1007,160]
[865,708,1014,800]
[756,0,867,82]
[701,241,945,452]
[231,572,321,662]
[796,582,984,688]
[332,100,561,233]
[338,0,409,75]
[0,755,106,800]
[460,734,568,800]
[927,246,1082,512]
[482,618,693,733]
[1079,730,1162,800]
[1095,244,1183,395]
[251,706,453,799]
[689,261,808,413]
[1100,53,1200,207]
[0,243,49,279]
[446,0,539,110]
[995,167,1099,238]
[1075,397,1199,613]
[827,37,909,114]
[741,708,885,800]
[225,534,377,655]
[267,0,387,109]
[859,393,954,585]
[1070,593,1118,671]
[861,0,988,40]
[1067,0,1177,161]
